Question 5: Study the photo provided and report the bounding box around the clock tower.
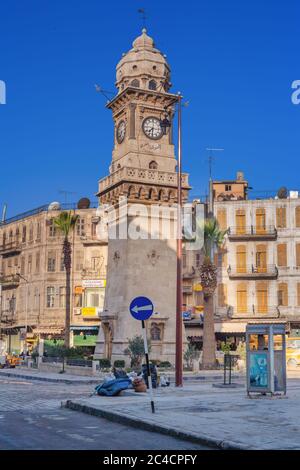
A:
[94,29,190,364]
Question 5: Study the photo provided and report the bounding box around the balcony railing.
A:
[226,305,282,319]
[0,238,22,255]
[81,268,106,280]
[227,264,278,280]
[0,274,20,288]
[228,226,277,241]
[183,266,196,280]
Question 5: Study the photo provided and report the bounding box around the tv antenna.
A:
[94,84,114,103]
[58,190,77,204]
[206,147,224,180]
[138,8,147,29]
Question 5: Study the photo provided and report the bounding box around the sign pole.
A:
[141,319,155,414]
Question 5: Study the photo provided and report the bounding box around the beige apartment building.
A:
[0,202,107,354]
[214,175,300,345]
[182,175,300,349]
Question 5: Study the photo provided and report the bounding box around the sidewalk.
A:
[64,378,300,450]
[0,368,100,385]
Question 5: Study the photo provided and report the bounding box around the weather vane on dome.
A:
[138,8,147,30]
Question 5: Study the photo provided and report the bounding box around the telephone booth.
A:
[246,322,287,396]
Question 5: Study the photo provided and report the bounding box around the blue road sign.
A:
[129,296,154,321]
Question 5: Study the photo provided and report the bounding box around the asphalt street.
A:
[0,376,209,450]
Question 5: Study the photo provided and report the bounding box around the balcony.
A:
[80,234,108,246]
[227,264,278,280]
[0,238,22,256]
[226,305,282,319]
[228,226,277,241]
[0,274,20,289]
[81,268,106,280]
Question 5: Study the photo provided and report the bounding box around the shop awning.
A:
[34,328,63,335]
[70,326,99,331]
[214,322,247,334]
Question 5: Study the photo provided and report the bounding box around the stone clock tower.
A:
[94,29,190,364]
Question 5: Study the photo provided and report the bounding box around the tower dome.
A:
[116,29,171,94]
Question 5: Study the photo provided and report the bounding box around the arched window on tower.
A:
[131,79,140,88]
[149,80,157,90]
[149,161,158,170]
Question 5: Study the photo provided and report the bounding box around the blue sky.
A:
[0,0,299,217]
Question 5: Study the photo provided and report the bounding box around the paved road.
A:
[0,376,208,450]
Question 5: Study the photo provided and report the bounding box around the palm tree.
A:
[199,217,227,369]
[54,211,79,348]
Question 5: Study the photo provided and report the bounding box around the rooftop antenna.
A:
[2,204,7,222]
[58,190,77,205]
[94,84,114,104]
[206,147,224,215]
[138,8,147,29]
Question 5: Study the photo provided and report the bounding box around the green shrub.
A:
[99,358,111,369]
[114,360,125,368]
[159,361,172,368]
[124,335,151,368]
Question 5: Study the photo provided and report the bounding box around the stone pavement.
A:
[0,368,100,384]
[65,378,300,450]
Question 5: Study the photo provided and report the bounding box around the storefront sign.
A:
[193,283,203,292]
[82,279,106,288]
[74,286,83,294]
[81,307,97,317]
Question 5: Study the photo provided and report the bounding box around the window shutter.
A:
[277,244,287,267]
[278,283,288,306]
[236,209,246,234]
[217,209,227,231]
[237,283,247,313]
[218,284,227,307]
[276,207,286,228]
[297,283,300,306]
[296,207,300,228]
[256,282,268,314]
[296,244,300,267]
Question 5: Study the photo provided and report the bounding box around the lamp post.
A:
[160,93,184,387]
[16,273,29,353]
[175,93,183,387]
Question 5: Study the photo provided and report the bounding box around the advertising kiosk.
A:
[246,322,287,396]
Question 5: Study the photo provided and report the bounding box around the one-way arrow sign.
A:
[129,296,154,321]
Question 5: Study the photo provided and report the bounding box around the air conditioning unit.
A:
[73,308,81,316]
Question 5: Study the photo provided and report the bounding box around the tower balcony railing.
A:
[0,237,22,255]
[99,166,190,192]
[227,225,277,241]
[227,264,278,280]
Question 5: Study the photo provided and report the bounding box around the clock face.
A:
[142,117,163,140]
[116,120,126,143]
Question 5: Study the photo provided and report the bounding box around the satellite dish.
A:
[48,201,61,211]
[277,187,288,199]
[77,197,91,209]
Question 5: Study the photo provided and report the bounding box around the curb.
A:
[0,370,99,385]
[64,399,249,450]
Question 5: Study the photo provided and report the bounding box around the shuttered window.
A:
[236,209,246,234]
[296,244,300,267]
[217,209,227,231]
[276,207,286,228]
[277,244,287,267]
[296,207,300,228]
[256,282,268,314]
[237,283,247,313]
[256,208,266,234]
[256,244,267,272]
[278,283,288,307]
[297,283,300,306]
[218,283,227,307]
[236,245,246,273]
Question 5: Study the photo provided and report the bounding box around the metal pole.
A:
[175,93,183,387]
[141,320,155,413]
[0,283,2,353]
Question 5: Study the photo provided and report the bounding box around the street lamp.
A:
[16,273,29,353]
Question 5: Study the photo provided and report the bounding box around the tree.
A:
[54,211,79,348]
[183,343,200,369]
[199,217,227,369]
[124,335,150,368]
